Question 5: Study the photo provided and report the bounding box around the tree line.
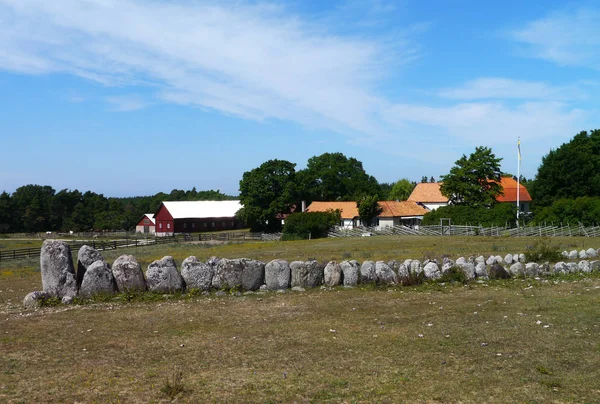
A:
[0,187,235,233]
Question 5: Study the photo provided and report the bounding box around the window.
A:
[192,223,195,229]
[183,223,187,229]
[204,222,207,228]
[144,219,149,225]
[159,223,162,229]
[231,221,234,227]
[211,222,215,228]
[167,223,170,229]
[221,221,225,227]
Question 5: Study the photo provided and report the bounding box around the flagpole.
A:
[517,137,521,227]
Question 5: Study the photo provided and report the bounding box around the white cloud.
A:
[106,95,147,112]
[511,8,600,69]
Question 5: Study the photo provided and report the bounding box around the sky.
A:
[0,0,598,197]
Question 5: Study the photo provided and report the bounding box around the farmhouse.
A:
[407,177,532,212]
[306,200,429,229]
[153,200,244,236]
[135,213,155,235]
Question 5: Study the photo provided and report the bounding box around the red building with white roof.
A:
[135,214,155,235]
[153,200,244,236]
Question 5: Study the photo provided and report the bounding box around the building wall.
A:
[154,205,174,236]
[135,225,156,234]
[423,202,448,211]
[173,217,244,233]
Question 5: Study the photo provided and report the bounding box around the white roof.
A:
[143,214,156,225]
[159,200,242,219]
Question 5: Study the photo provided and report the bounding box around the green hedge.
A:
[532,197,600,225]
[422,203,517,226]
[282,211,341,240]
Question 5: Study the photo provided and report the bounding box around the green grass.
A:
[0,235,599,402]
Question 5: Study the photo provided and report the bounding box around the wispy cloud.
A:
[106,95,147,112]
[511,7,600,69]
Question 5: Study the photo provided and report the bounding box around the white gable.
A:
[144,214,156,225]
[161,200,242,219]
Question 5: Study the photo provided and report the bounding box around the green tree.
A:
[440,146,503,208]
[388,178,415,201]
[0,191,13,232]
[421,176,428,183]
[282,210,341,240]
[298,152,380,202]
[238,159,297,232]
[532,129,600,207]
[357,194,382,227]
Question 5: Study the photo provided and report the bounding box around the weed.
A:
[361,250,373,259]
[536,365,552,375]
[524,239,563,263]
[160,366,187,399]
[439,266,468,284]
[39,296,61,307]
[341,251,352,259]
[400,272,424,287]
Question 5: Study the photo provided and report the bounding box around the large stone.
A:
[324,261,342,287]
[146,256,185,293]
[553,262,568,274]
[23,291,50,309]
[475,256,485,265]
[423,262,441,280]
[518,254,526,263]
[455,257,466,266]
[387,260,401,274]
[566,262,578,273]
[76,245,105,288]
[489,263,510,279]
[403,259,413,268]
[590,261,600,272]
[265,259,290,290]
[485,256,496,266]
[509,262,523,276]
[340,260,359,287]
[459,263,476,280]
[494,255,504,264]
[561,251,569,259]
[360,261,376,283]
[578,260,591,273]
[397,264,410,279]
[409,260,422,276]
[467,256,476,265]
[578,250,588,259]
[40,240,77,298]
[212,258,244,290]
[290,260,323,288]
[241,259,265,291]
[181,256,214,291]
[475,263,488,279]
[112,254,147,292]
[585,248,597,258]
[525,263,540,277]
[504,254,513,265]
[79,260,117,297]
[441,262,454,274]
[568,250,578,260]
[375,261,398,284]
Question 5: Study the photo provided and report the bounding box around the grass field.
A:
[1,236,599,402]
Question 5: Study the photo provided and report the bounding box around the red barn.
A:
[153,200,244,236]
[135,213,155,235]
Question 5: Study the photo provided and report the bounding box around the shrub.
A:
[439,266,468,284]
[524,239,562,263]
[282,210,341,240]
[422,203,517,227]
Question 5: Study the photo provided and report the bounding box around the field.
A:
[1,236,599,402]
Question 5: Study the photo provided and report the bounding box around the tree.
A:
[429,176,436,183]
[357,194,382,227]
[282,210,341,240]
[298,152,380,202]
[388,179,415,201]
[421,176,428,183]
[440,146,503,208]
[532,129,600,207]
[237,159,297,232]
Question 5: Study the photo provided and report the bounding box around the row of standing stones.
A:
[24,240,600,308]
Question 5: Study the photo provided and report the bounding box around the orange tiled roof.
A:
[407,183,449,203]
[408,179,532,204]
[306,201,429,219]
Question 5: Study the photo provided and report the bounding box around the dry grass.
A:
[1,236,599,402]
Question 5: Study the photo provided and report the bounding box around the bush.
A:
[282,210,341,240]
[532,196,600,226]
[422,203,517,227]
[524,239,563,263]
[439,266,468,284]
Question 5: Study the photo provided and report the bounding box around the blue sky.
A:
[1,0,598,197]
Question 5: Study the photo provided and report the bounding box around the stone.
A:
[375,261,398,284]
[323,261,342,287]
[467,256,475,265]
[566,262,578,273]
[568,250,578,260]
[23,291,50,309]
[340,260,359,287]
[504,254,513,265]
[291,286,306,292]
[112,254,147,292]
[455,257,466,266]
[76,245,106,288]
[290,260,324,288]
[212,258,244,290]
[494,255,504,264]
[459,263,476,280]
[578,250,588,259]
[518,254,526,263]
[441,262,454,274]
[397,264,410,279]
[489,263,510,279]
[410,260,422,276]
[403,259,413,268]
[241,259,265,291]
[206,256,221,272]
[387,260,400,273]
[79,260,117,298]
[561,251,569,258]
[146,256,185,293]
[578,260,591,273]
[40,240,78,298]
[508,262,523,277]
[360,261,376,283]
[540,262,551,275]
[525,263,540,277]
[181,256,214,291]
[485,256,496,266]
[475,255,485,265]
[423,262,441,280]
[265,259,290,290]
[585,248,597,258]
[590,261,600,272]
[553,262,568,274]
[475,263,488,279]
[61,296,74,305]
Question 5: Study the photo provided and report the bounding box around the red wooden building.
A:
[153,200,244,236]
[135,214,156,235]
